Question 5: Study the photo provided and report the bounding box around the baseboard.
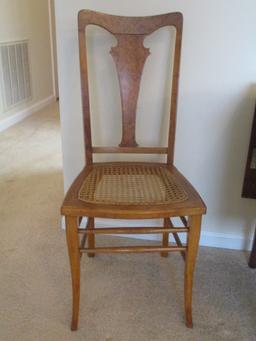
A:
[0,95,56,132]
[61,217,253,251]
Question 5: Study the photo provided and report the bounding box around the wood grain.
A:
[92,147,168,154]
[66,216,80,331]
[86,217,95,258]
[78,226,188,234]
[184,215,202,328]
[110,34,149,147]
[78,10,183,163]
[62,10,206,331]
[168,218,186,261]
[161,218,170,257]
[80,246,186,254]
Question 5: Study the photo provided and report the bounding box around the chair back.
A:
[78,10,183,165]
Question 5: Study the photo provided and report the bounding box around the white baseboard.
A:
[0,95,56,132]
[61,217,254,251]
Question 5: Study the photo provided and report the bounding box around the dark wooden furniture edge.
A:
[248,229,256,268]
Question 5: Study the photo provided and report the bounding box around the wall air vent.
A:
[0,40,32,111]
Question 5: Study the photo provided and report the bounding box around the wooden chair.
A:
[61,10,206,331]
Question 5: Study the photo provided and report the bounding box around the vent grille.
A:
[0,40,31,111]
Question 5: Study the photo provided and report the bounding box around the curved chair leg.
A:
[161,218,170,257]
[87,217,95,258]
[66,216,80,331]
[184,215,202,328]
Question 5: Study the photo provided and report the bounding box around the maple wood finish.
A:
[62,10,206,331]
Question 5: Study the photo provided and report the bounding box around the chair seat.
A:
[61,163,206,219]
[78,164,188,205]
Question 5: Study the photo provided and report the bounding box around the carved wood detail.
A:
[110,34,150,147]
[78,10,183,164]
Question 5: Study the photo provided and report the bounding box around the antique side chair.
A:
[61,10,206,331]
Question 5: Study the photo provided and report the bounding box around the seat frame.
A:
[61,10,206,331]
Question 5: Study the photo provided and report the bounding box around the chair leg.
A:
[184,215,202,328]
[161,218,169,257]
[66,216,80,331]
[87,217,95,258]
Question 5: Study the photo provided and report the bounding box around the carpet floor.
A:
[0,103,255,341]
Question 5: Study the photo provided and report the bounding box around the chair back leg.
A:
[161,218,170,257]
[87,217,95,258]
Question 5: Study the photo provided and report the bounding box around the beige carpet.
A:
[0,103,255,341]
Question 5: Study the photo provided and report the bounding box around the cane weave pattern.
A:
[78,165,188,205]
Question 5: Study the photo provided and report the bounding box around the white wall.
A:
[0,0,54,121]
[55,0,256,249]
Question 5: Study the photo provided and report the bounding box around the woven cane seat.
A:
[78,164,188,205]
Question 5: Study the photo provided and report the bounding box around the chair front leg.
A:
[184,215,202,328]
[66,216,80,331]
